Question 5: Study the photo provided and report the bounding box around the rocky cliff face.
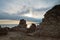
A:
[40,5,60,38]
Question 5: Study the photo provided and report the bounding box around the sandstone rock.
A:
[10,19,27,32]
[0,27,8,36]
[10,26,20,31]
[18,19,27,28]
[27,23,36,33]
[4,27,10,31]
[40,5,60,38]
[36,25,40,30]
[10,26,27,32]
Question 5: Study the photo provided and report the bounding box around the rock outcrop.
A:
[0,26,8,36]
[18,19,27,28]
[10,19,27,32]
[40,5,60,38]
[27,23,36,33]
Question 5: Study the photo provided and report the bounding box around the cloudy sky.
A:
[0,0,60,22]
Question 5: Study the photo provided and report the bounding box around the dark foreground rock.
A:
[40,5,60,38]
[0,27,8,36]
[0,32,60,40]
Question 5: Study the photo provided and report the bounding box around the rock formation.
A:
[18,19,27,28]
[40,5,60,38]
[10,26,20,31]
[0,26,8,36]
[10,19,27,32]
[27,23,36,33]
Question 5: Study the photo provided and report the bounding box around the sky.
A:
[0,0,60,22]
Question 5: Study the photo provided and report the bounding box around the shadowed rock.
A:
[39,5,60,38]
[10,19,27,32]
[27,23,36,33]
[0,26,8,36]
[18,19,27,28]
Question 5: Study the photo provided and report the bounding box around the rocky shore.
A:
[0,5,60,40]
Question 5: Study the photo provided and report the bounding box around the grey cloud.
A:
[16,9,29,15]
[15,7,51,16]
[0,11,41,23]
[33,7,52,12]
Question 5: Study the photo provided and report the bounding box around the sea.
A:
[0,24,18,28]
[0,20,40,28]
[0,24,39,28]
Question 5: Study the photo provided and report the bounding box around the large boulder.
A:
[40,5,60,38]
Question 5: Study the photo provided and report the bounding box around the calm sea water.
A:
[0,24,18,28]
[0,20,40,28]
[0,23,39,28]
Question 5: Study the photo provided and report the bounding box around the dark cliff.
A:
[40,5,60,38]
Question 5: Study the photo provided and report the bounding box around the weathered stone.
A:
[18,19,27,28]
[10,26,27,32]
[27,23,36,33]
[4,27,10,31]
[0,27,8,36]
[40,5,60,38]
[10,19,27,32]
